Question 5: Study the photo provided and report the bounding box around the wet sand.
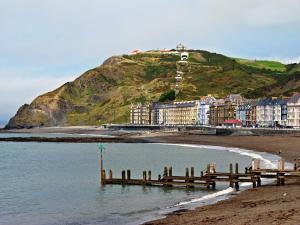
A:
[145,134,300,225]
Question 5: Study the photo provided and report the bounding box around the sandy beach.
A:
[144,134,300,225]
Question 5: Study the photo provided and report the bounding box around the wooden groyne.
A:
[0,136,150,143]
[100,159,300,190]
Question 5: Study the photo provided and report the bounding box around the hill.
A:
[5,49,300,129]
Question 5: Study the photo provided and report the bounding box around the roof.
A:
[257,98,289,106]
[287,93,300,104]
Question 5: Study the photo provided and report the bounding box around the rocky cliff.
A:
[6,50,300,129]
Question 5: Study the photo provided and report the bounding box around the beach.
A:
[145,134,300,225]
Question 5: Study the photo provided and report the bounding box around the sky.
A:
[1,0,300,123]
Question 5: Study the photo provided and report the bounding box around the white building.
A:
[287,93,300,127]
[198,95,216,125]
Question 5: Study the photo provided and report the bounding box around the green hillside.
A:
[235,58,286,72]
[6,49,300,129]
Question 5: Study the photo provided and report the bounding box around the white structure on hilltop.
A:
[176,43,188,51]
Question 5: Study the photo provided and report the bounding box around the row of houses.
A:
[130,92,300,128]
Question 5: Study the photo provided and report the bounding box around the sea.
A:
[0,133,282,225]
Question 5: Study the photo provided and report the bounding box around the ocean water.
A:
[0,134,280,225]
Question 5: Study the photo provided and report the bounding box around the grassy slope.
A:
[6,50,300,128]
[235,58,286,72]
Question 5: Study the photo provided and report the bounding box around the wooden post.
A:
[109,169,113,179]
[206,164,210,174]
[234,163,239,190]
[235,163,239,174]
[229,163,233,188]
[122,170,126,180]
[168,167,173,185]
[148,171,151,181]
[127,169,131,180]
[186,167,189,177]
[257,173,261,187]
[278,159,285,171]
[252,175,257,188]
[191,167,194,177]
[281,173,285,185]
[277,172,280,186]
[164,167,168,177]
[143,171,147,182]
[101,169,106,185]
[168,167,172,177]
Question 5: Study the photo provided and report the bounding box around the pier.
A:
[100,159,300,190]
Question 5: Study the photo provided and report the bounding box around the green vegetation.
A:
[158,90,176,102]
[7,50,300,128]
[235,58,286,72]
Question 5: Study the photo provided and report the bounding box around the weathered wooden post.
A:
[127,169,131,180]
[168,167,173,185]
[191,167,194,177]
[164,167,168,178]
[185,167,190,187]
[277,159,285,185]
[148,171,151,181]
[278,159,285,171]
[189,167,195,187]
[143,171,147,182]
[252,176,257,188]
[229,163,233,188]
[206,164,210,174]
[186,167,189,177]
[234,163,239,190]
[168,167,172,177]
[257,174,261,187]
[109,169,113,180]
[101,169,106,185]
[122,170,126,180]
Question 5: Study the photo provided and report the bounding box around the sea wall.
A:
[106,124,300,136]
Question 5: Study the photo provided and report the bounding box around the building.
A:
[150,101,200,125]
[225,94,245,105]
[280,99,288,127]
[256,98,289,127]
[198,95,216,125]
[210,94,244,126]
[236,100,257,127]
[287,93,300,127]
[176,43,188,51]
[129,49,142,55]
[256,98,274,127]
[151,103,166,125]
[130,103,151,124]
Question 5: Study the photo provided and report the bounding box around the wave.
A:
[154,143,293,209]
